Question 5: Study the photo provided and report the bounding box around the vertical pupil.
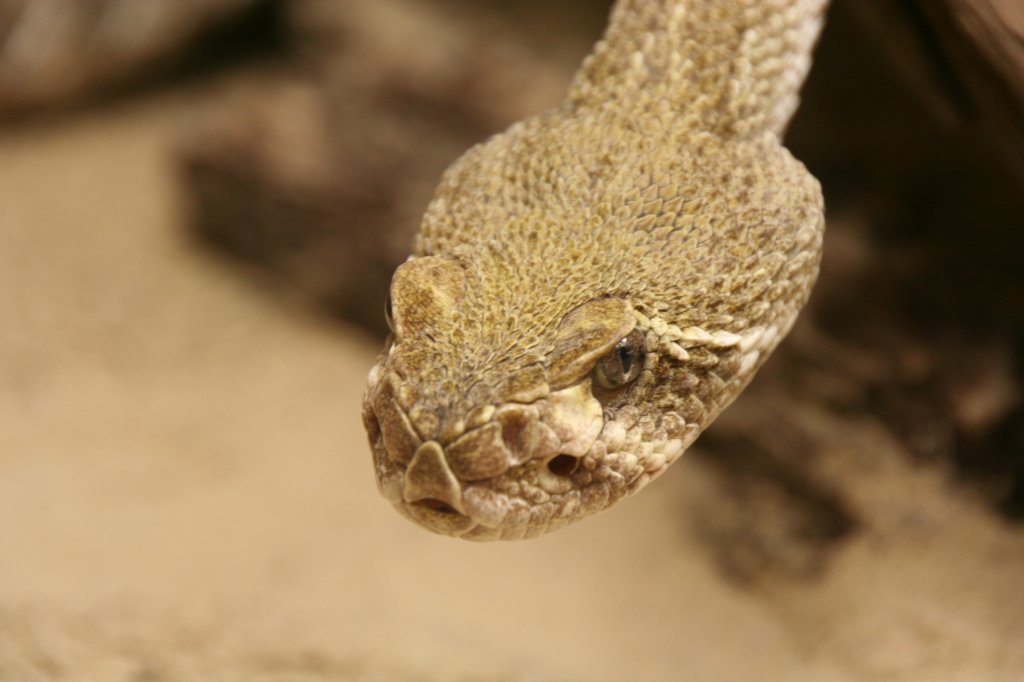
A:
[618,342,634,375]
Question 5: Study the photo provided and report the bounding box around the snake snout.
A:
[403,441,464,513]
[400,441,479,536]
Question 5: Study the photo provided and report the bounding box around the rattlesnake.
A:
[363,0,827,540]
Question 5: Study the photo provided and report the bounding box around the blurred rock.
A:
[0,0,278,115]
[176,0,592,334]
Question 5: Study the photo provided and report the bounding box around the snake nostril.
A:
[413,498,459,514]
[547,454,580,477]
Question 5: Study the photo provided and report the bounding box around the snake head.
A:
[363,261,669,540]
[362,95,823,540]
[359,197,817,541]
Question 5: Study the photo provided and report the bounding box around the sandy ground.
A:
[1,87,1023,680]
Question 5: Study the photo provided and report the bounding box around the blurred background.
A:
[1,0,1022,680]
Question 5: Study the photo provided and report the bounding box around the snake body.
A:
[363,0,827,540]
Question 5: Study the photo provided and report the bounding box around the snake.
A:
[363,0,827,540]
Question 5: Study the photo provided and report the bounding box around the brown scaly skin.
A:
[363,0,828,540]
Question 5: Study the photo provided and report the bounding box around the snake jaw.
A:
[364,348,703,540]
[365,358,646,539]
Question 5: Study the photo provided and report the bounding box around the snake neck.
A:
[567,0,829,139]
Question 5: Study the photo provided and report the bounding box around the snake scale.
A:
[363,0,828,540]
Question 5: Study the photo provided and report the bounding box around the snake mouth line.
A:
[400,499,482,537]
[412,498,459,514]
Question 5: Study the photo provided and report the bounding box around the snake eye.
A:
[593,329,645,390]
[384,292,395,332]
